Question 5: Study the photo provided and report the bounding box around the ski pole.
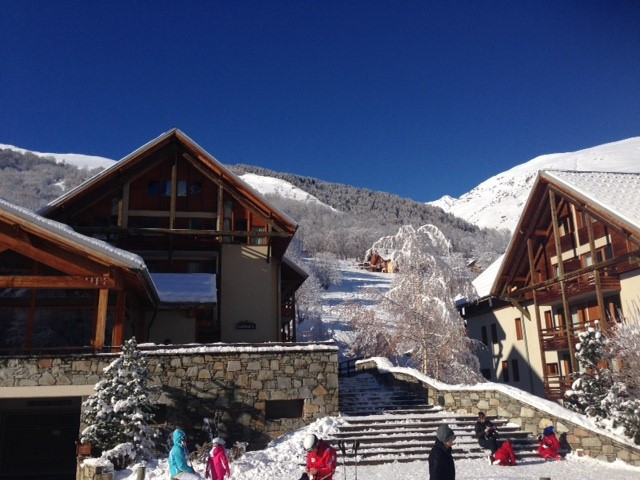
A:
[352,440,360,480]
[338,440,347,480]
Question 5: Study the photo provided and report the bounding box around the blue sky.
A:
[1,1,639,202]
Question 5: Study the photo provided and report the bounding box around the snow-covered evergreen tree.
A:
[564,324,612,418]
[81,337,157,461]
[565,322,640,444]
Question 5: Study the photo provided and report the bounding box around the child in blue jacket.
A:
[169,429,202,479]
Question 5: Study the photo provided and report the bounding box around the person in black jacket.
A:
[428,424,456,480]
[475,411,499,455]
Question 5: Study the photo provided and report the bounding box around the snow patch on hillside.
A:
[240,173,337,211]
[0,143,115,170]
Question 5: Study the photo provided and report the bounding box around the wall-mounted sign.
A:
[235,321,256,330]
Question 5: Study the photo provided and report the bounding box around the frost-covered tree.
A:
[348,225,482,384]
[565,322,640,444]
[81,337,157,461]
[564,324,612,418]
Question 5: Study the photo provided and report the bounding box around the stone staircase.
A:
[330,372,539,466]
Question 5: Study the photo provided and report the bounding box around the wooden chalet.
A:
[2,128,307,354]
[461,170,640,400]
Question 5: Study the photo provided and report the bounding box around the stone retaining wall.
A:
[356,359,640,466]
[0,343,339,449]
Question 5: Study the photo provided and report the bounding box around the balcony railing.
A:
[544,374,573,401]
[535,269,619,305]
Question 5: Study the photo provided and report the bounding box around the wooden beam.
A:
[120,182,130,228]
[74,226,291,238]
[586,213,608,333]
[550,190,578,372]
[170,151,177,229]
[94,288,109,350]
[112,290,125,349]
[0,275,116,289]
[0,229,98,276]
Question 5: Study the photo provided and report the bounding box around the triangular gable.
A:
[492,170,640,300]
[40,129,298,244]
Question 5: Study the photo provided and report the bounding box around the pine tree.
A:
[564,324,612,418]
[80,337,157,461]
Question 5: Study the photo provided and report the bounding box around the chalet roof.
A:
[150,273,216,305]
[39,128,298,235]
[543,170,640,230]
[1,198,147,270]
[0,198,158,304]
[490,169,640,297]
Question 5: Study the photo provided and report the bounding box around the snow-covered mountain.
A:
[428,137,640,232]
[0,143,115,170]
[238,173,337,211]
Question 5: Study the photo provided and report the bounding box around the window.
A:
[147,180,160,196]
[251,226,267,245]
[265,399,304,419]
[188,181,202,196]
[501,360,509,382]
[177,180,187,197]
[515,317,523,341]
[162,180,172,196]
[511,359,520,382]
[481,368,491,380]
[544,311,553,330]
[481,326,488,346]
[491,324,498,344]
[547,363,559,375]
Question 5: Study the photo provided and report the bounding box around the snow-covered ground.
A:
[111,261,640,479]
[115,416,640,480]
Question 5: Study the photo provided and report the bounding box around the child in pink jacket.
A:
[205,438,230,480]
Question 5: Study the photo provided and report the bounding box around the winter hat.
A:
[436,424,456,443]
[212,437,225,446]
[303,433,318,451]
[543,426,555,437]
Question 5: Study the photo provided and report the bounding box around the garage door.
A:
[0,398,80,479]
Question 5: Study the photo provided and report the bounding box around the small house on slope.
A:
[0,130,337,478]
[459,170,640,400]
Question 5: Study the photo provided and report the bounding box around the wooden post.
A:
[527,238,545,394]
[549,190,578,372]
[111,290,126,351]
[586,213,608,332]
[94,288,109,350]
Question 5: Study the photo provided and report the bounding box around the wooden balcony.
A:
[544,374,573,401]
[535,270,620,305]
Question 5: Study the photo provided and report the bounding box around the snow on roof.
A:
[150,273,216,304]
[136,342,338,355]
[359,356,639,449]
[543,170,640,230]
[0,198,146,270]
[472,253,504,298]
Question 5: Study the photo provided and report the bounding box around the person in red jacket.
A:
[538,426,563,461]
[300,434,337,480]
[205,437,230,480]
[491,440,517,466]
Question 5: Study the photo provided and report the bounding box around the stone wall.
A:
[0,343,339,449]
[356,358,640,466]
